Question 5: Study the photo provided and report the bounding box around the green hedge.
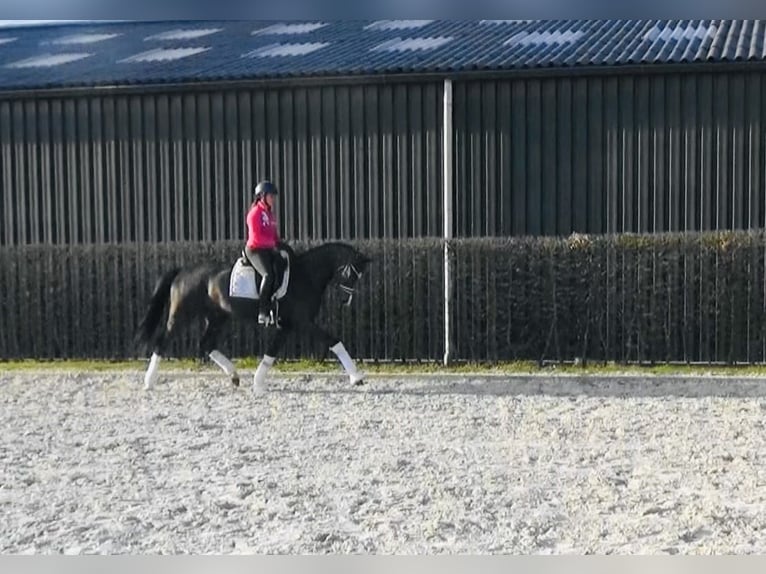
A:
[1,231,765,363]
[0,239,443,362]
[449,231,766,364]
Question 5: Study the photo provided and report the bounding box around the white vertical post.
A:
[443,78,453,366]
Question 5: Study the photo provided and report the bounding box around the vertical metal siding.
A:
[379,85,395,239]
[128,96,144,243]
[202,92,215,241]
[337,87,351,239]
[557,78,573,235]
[3,72,766,246]
[681,75,696,233]
[527,80,543,235]
[156,95,171,242]
[237,91,253,237]
[320,87,337,239]
[542,79,558,235]
[453,70,766,237]
[588,77,605,233]
[102,98,118,245]
[364,85,381,238]
[37,101,52,244]
[395,84,409,238]
[50,100,65,244]
[78,98,93,243]
[182,94,198,242]
[115,97,130,242]
[307,87,322,238]
[226,92,241,241]
[572,78,588,232]
[0,81,444,246]
[409,84,423,237]
[604,77,619,234]
[732,74,746,230]
[497,81,512,234]
[636,77,650,233]
[12,101,26,244]
[0,102,11,245]
[511,81,527,235]
[350,87,366,239]
[667,75,682,232]
[748,74,763,229]
[293,88,310,239]
[619,75,635,233]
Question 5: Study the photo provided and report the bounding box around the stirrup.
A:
[258,309,280,327]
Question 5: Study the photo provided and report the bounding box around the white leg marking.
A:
[209,350,236,377]
[330,342,365,385]
[144,353,161,390]
[253,355,276,395]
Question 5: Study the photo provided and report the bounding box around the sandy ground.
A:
[2,370,766,554]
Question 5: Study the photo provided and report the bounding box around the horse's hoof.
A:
[351,372,366,386]
[232,375,240,387]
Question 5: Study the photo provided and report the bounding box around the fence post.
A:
[443,78,453,366]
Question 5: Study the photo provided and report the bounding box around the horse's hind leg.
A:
[144,293,181,390]
[201,313,240,387]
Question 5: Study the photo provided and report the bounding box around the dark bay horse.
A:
[135,242,371,392]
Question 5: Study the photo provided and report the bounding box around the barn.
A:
[2,19,766,364]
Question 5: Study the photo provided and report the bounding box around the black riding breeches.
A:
[245,247,278,311]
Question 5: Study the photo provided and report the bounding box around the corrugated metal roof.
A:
[0,19,763,91]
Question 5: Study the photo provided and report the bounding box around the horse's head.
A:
[296,242,372,305]
[335,249,372,306]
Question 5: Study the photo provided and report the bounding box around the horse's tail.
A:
[134,267,181,350]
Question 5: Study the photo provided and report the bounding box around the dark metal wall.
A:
[3,69,766,247]
[0,81,444,245]
[453,70,766,237]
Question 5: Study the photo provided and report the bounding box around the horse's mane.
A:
[294,241,356,264]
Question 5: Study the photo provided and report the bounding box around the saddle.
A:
[229,249,291,303]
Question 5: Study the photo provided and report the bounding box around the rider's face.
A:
[264,193,276,208]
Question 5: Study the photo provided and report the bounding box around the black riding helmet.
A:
[254,180,278,201]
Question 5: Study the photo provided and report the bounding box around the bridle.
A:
[337,263,363,306]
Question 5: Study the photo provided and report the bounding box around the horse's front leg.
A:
[252,326,291,395]
[309,323,366,386]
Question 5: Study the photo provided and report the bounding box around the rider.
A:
[245,180,282,325]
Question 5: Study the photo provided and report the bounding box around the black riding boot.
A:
[258,281,275,325]
[245,247,278,326]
